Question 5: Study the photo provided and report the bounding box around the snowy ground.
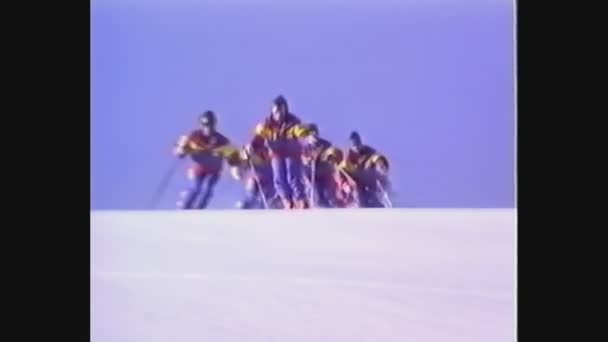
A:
[91,209,516,342]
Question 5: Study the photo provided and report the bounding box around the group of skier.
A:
[172,95,392,210]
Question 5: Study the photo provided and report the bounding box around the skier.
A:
[301,124,344,208]
[339,131,391,208]
[252,95,315,209]
[359,147,392,207]
[232,136,277,209]
[173,111,240,209]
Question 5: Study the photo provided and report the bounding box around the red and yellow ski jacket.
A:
[336,146,390,192]
[254,113,314,158]
[302,138,344,166]
[176,130,241,173]
[240,136,272,169]
[340,146,389,175]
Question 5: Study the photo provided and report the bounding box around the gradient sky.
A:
[91,0,514,209]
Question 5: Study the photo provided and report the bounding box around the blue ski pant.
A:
[306,163,337,207]
[271,156,305,202]
[180,171,220,210]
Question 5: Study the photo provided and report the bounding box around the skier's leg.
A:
[241,177,261,209]
[197,172,220,209]
[366,186,384,208]
[358,176,382,208]
[271,157,292,208]
[259,172,275,209]
[260,170,280,209]
[314,165,336,208]
[302,163,312,184]
[311,170,328,208]
[179,168,205,209]
[353,177,369,208]
[286,156,307,208]
[354,186,366,207]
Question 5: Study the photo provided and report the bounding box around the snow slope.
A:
[91,209,516,342]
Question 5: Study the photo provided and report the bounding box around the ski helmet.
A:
[272,95,289,116]
[273,95,288,108]
[199,110,217,128]
[309,123,319,136]
[349,131,362,145]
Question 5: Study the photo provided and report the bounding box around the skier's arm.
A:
[254,123,272,140]
[373,155,390,173]
[174,132,214,157]
[230,166,243,181]
[227,148,251,181]
[339,151,357,173]
[366,153,391,193]
[323,147,344,165]
[365,153,389,174]
[174,134,192,158]
[290,123,315,140]
[211,143,245,181]
[213,144,242,167]
[241,144,268,168]
[242,134,266,162]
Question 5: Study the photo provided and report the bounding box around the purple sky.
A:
[91,0,514,209]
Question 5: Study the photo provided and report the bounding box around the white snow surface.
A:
[91,209,516,342]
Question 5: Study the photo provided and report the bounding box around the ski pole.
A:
[247,156,269,210]
[376,179,393,208]
[309,156,317,208]
[148,158,181,209]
